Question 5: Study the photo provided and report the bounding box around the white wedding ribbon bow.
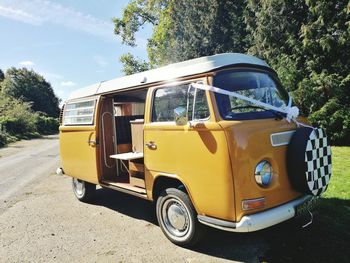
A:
[190,83,300,123]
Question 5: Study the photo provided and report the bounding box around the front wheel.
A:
[72,178,96,202]
[156,188,204,247]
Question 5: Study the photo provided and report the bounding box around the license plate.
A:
[295,197,318,217]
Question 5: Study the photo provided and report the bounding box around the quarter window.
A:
[152,84,209,122]
[63,99,96,125]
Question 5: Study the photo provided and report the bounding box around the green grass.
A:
[261,146,350,263]
[323,147,350,200]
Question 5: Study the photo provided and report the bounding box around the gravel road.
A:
[0,136,287,262]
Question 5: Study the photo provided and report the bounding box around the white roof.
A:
[68,53,269,100]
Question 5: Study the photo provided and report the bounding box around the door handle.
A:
[145,141,157,150]
[87,140,97,146]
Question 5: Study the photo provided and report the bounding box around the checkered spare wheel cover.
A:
[287,127,332,196]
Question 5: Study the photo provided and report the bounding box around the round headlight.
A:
[255,160,273,187]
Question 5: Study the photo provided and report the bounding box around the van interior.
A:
[98,88,148,195]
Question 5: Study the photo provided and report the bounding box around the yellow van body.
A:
[59,54,330,245]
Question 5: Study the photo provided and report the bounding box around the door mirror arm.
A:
[189,120,205,129]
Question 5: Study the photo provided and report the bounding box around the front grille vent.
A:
[270,130,296,147]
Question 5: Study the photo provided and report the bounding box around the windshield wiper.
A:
[229,105,284,120]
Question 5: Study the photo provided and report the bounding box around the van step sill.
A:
[101,180,148,199]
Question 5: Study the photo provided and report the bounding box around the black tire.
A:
[72,178,96,202]
[156,188,205,247]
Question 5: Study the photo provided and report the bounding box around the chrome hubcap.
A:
[167,203,186,230]
[162,198,189,237]
[73,178,84,196]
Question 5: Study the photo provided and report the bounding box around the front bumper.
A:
[198,195,315,232]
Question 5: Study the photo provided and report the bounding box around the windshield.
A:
[213,70,288,120]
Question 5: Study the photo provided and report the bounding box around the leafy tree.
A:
[0,67,60,117]
[114,0,248,68]
[0,92,59,147]
[154,0,248,65]
[114,0,350,144]
[244,0,308,91]
[245,0,350,144]
[0,94,38,136]
[113,0,166,71]
[113,0,162,47]
[120,53,150,75]
[34,115,59,135]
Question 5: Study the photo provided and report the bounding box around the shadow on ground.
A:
[91,189,350,263]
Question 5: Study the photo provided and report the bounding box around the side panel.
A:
[59,98,100,184]
[143,80,235,221]
[144,123,235,221]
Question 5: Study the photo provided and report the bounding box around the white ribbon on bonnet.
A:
[190,83,300,123]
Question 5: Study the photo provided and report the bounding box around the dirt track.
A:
[0,137,300,262]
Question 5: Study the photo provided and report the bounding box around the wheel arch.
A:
[152,174,195,209]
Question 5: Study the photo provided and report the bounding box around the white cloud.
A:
[19,60,35,66]
[93,55,108,67]
[0,5,40,25]
[0,0,115,40]
[60,81,76,87]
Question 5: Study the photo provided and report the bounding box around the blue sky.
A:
[0,0,152,102]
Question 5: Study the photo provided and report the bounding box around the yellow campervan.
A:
[58,53,332,246]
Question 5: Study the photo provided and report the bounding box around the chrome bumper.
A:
[198,195,314,232]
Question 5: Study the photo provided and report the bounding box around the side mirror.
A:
[174,107,188,126]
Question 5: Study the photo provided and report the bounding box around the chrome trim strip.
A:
[197,195,313,232]
[198,215,237,230]
[270,130,296,147]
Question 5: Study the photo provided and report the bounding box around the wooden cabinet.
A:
[130,119,144,153]
[129,159,145,188]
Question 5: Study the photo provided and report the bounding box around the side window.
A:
[63,99,96,125]
[188,87,210,120]
[152,84,210,122]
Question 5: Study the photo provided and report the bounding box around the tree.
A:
[120,53,150,75]
[114,0,350,145]
[0,94,38,136]
[153,0,248,65]
[113,0,248,68]
[113,0,166,72]
[113,0,162,47]
[245,0,350,144]
[244,0,308,90]
[0,67,60,117]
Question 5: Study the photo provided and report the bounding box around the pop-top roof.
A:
[67,53,269,101]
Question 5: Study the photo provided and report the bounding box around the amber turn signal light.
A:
[242,197,266,211]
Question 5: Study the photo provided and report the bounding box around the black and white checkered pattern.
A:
[305,128,332,196]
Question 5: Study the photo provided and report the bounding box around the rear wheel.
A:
[156,188,204,247]
[72,178,96,202]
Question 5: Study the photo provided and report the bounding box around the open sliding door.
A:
[59,96,101,184]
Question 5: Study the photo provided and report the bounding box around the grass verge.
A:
[260,146,350,262]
